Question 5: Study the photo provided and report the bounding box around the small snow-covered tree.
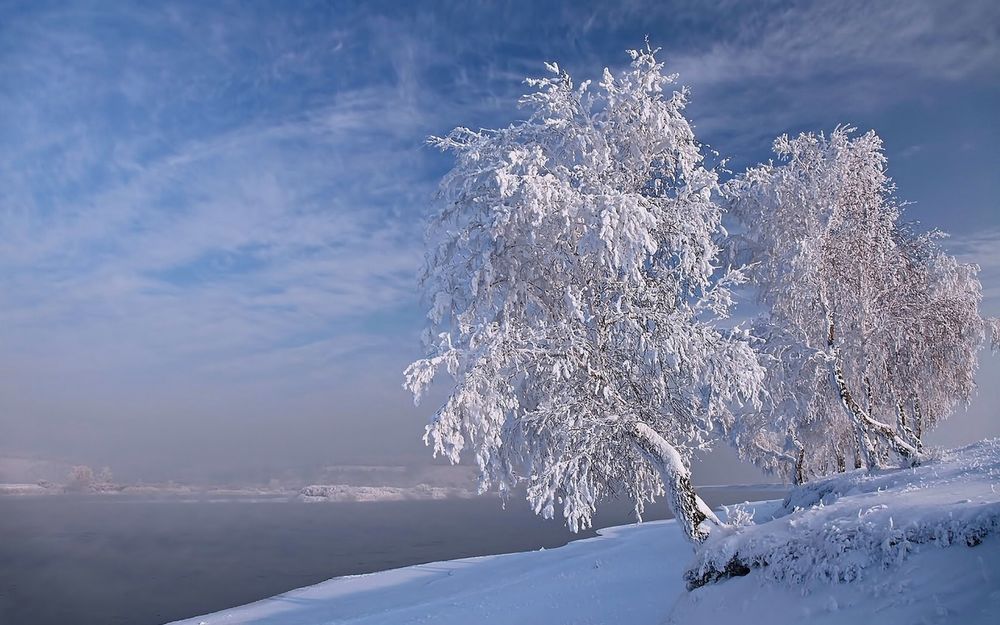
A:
[405,46,763,544]
[97,466,114,484]
[730,127,990,475]
[66,465,95,492]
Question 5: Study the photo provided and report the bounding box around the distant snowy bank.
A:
[297,484,478,502]
[0,483,50,496]
[0,462,484,501]
[172,440,1000,625]
[0,482,482,503]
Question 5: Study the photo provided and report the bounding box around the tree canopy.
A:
[405,46,763,541]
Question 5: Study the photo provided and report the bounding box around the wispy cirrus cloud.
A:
[663,0,1000,159]
[0,2,480,470]
[1,92,423,377]
[671,0,1000,86]
[0,6,471,386]
[1,0,997,475]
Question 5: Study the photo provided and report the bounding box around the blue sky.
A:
[2,0,998,481]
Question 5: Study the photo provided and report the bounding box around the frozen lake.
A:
[0,487,787,625]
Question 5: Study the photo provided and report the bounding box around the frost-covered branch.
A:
[406,46,763,543]
[729,127,987,477]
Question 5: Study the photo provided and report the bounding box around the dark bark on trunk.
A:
[886,362,922,453]
[794,448,806,485]
[895,401,922,452]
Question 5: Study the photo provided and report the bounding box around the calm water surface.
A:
[0,488,786,625]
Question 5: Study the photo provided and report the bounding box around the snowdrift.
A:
[688,439,1000,588]
[170,440,1000,625]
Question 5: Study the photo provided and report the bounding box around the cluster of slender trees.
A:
[404,45,998,545]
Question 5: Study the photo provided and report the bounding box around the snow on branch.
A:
[728,127,989,478]
[405,46,763,539]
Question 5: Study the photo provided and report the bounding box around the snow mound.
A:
[687,439,1000,588]
[671,534,1000,625]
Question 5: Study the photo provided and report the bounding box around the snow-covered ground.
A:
[170,441,1000,625]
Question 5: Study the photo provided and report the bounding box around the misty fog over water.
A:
[0,488,787,625]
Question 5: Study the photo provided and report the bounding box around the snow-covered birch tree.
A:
[405,46,763,544]
[730,127,991,476]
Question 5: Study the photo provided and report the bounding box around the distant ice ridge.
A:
[172,439,1000,625]
[298,484,477,502]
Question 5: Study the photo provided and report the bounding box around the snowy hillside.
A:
[171,441,1000,625]
[688,439,1000,588]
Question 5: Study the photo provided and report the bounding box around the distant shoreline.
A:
[0,481,788,502]
[0,482,483,502]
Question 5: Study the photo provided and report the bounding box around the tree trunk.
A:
[824,313,920,468]
[865,377,891,466]
[832,346,877,469]
[886,363,922,452]
[831,354,919,465]
[630,422,721,544]
[895,401,922,451]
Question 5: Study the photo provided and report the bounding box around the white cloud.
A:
[0,11,453,386]
[0,110,428,376]
[672,1,1000,87]
[663,0,1000,156]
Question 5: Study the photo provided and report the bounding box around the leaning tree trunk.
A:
[886,364,922,453]
[630,421,721,544]
[895,400,922,452]
[864,376,891,467]
[825,314,920,468]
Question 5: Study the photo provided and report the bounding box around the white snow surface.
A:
[171,441,1000,625]
[690,439,1000,586]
